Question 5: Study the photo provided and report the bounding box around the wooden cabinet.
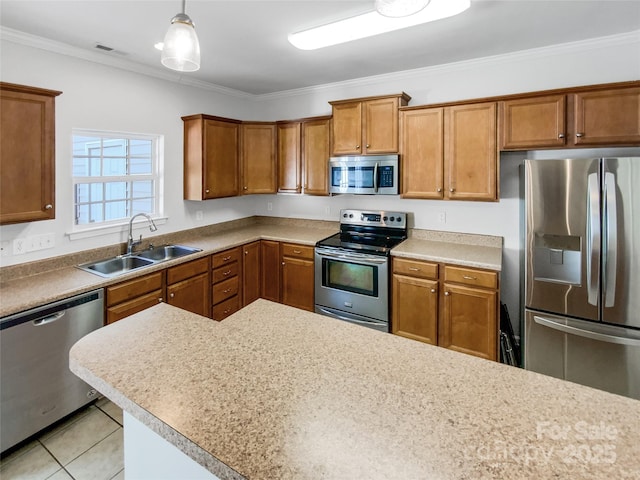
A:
[440,266,498,361]
[400,102,497,201]
[105,271,164,325]
[277,116,331,195]
[392,259,439,345]
[241,122,277,194]
[281,243,315,312]
[572,86,640,145]
[392,258,499,361]
[166,257,210,317]
[330,93,410,155]
[211,247,242,320]
[242,241,261,306]
[499,94,566,149]
[183,114,240,200]
[499,83,640,150]
[261,240,281,302]
[0,82,61,225]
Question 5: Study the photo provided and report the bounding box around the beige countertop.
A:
[0,219,502,317]
[70,300,640,480]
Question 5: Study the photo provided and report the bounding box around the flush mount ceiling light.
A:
[160,0,200,72]
[376,0,430,17]
[288,0,470,50]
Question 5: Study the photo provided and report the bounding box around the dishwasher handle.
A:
[33,311,66,326]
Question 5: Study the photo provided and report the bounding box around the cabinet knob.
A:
[170,293,175,298]
[436,188,442,193]
[558,133,565,139]
[205,189,210,193]
[355,145,360,149]
[244,250,248,255]
[430,288,436,293]
[444,291,450,296]
[158,297,163,302]
[449,188,455,193]
[366,144,370,148]
[576,133,584,138]
[45,204,53,210]
[282,262,285,266]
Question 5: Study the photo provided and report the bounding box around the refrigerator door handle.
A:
[603,172,617,308]
[586,172,600,306]
[533,315,640,347]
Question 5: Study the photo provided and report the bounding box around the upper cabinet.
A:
[400,102,498,201]
[183,114,240,200]
[0,82,61,225]
[499,82,640,150]
[241,122,277,194]
[330,93,410,155]
[277,116,331,195]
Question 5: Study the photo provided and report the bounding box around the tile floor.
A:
[0,398,124,480]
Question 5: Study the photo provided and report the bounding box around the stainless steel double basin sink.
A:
[77,245,202,278]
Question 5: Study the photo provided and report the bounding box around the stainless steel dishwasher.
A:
[1,289,104,452]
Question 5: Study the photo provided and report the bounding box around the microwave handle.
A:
[374,162,379,193]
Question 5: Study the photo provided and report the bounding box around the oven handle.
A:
[315,248,388,264]
[316,307,387,328]
[374,162,379,193]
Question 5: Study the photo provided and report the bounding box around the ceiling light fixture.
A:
[160,0,200,72]
[375,0,430,18]
[288,0,470,51]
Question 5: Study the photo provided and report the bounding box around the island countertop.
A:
[70,300,640,479]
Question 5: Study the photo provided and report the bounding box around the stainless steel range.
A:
[315,209,408,332]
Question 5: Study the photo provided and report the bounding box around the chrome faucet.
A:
[127,213,158,255]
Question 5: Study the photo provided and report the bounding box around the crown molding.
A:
[2,26,638,103]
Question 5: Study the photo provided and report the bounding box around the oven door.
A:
[314,247,389,328]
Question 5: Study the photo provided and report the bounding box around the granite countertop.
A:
[0,220,503,317]
[70,300,640,480]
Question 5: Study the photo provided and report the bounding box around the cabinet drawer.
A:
[106,290,163,324]
[212,247,241,268]
[212,261,239,284]
[444,265,497,289]
[281,243,314,260]
[213,276,239,304]
[166,257,209,285]
[393,258,438,279]
[106,271,164,307]
[212,295,240,321]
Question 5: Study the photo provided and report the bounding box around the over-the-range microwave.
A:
[329,155,399,195]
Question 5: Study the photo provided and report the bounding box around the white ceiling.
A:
[1,1,639,95]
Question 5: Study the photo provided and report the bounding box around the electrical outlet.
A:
[438,212,447,224]
[1,241,10,257]
[267,202,273,211]
[12,238,26,255]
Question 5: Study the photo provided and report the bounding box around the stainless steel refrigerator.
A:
[523,157,640,400]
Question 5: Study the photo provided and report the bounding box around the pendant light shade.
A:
[375,0,430,17]
[161,1,200,72]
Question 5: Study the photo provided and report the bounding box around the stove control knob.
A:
[349,213,353,218]
[383,216,388,221]
[343,213,348,218]
[390,216,395,222]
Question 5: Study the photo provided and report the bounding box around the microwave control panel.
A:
[379,166,394,187]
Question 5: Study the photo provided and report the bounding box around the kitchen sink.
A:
[135,245,201,262]
[77,244,202,278]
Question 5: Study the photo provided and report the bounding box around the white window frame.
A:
[68,129,165,240]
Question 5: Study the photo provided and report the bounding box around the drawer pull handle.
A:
[223,288,232,294]
[223,256,231,261]
[223,270,232,276]
[293,249,302,254]
[158,297,163,302]
[409,267,420,271]
[463,275,477,280]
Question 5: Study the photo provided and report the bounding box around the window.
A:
[72,130,162,230]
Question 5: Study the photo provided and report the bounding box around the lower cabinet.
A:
[166,257,210,317]
[281,243,315,312]
[211,247,242,321]
[242,241,261,306]
[392,258,499,361]
[105,271,164,325]
[260,240,281,302]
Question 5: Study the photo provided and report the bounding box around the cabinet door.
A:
[261,240,281,302]
[281,256,314,312]
[331,102,362,155]
[241,123,277,194]
[204,119,239,199]
[392,274,438,345]
[573,87,640,145]
[302,118,331,195]
[364,97,400,154]
[440,283,497,361]
[500,95,566,149]
[400,107,444,199]
[243,241,261,306]
[167,272,210,317]
[277,122,301,193]
[0,84,60,225]
[444,102,497,201]
[106,290,163,325]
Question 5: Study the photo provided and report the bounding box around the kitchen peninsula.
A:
[70,300,640,480]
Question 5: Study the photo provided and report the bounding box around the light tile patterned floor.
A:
[0,398,124,480]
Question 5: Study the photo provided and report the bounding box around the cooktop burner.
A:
[316,209,408,255]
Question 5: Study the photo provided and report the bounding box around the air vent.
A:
[94,43,128,56]
[95,44,114,52]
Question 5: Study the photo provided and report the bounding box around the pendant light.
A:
[375,0,430,17]
[161,0,200,72]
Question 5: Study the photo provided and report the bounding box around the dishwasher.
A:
[1,289,104,452]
